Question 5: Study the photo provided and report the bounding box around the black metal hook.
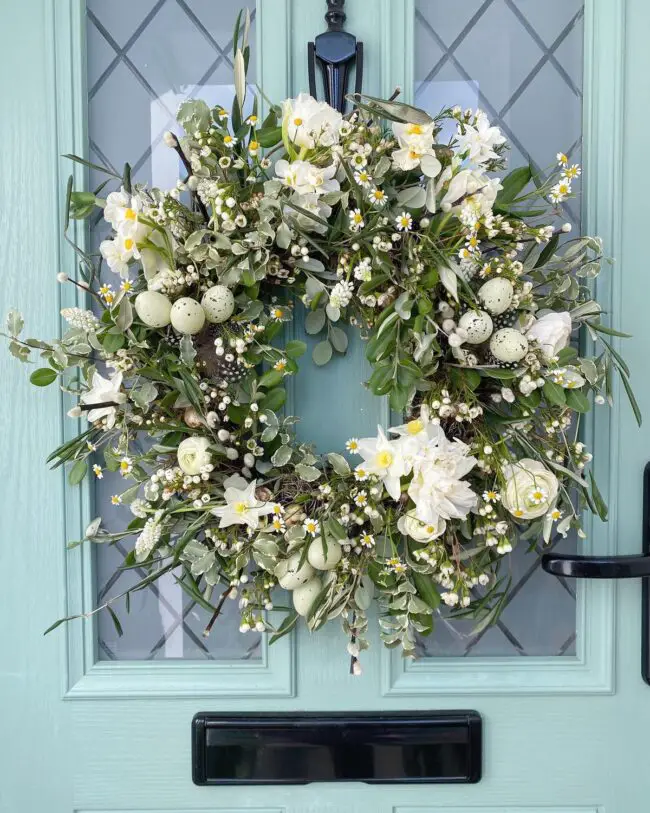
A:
[308,0,363,114]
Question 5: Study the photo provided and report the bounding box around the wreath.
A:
[5,20,638,672]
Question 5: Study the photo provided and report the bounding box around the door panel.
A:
[3,0,650,811]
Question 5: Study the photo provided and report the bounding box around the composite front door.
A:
[2,0,650,811]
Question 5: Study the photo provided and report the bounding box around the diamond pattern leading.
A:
[87,0,260,661]
[414,0,584,658]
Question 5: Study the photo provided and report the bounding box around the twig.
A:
[167,134,210,223]
[203,586,234,637]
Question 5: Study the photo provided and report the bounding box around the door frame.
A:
[49,0,624,700]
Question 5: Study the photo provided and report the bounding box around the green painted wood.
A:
[3,0,650,811]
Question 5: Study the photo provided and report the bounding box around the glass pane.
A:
[414,0,584,657]
[86,0,260,661]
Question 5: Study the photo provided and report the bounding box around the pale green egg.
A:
[170,297,206,334]
[134,290,172,328]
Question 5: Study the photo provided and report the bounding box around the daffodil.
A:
[211,474,275,529]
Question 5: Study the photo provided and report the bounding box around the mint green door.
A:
[2,0,650,811]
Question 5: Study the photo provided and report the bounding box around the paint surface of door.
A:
[2,1,650,811]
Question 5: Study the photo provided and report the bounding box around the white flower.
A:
[211,474,275,529]
[104,188,150,241]
[526,312,572,359]
[60,307,98,332]
[282,93,342,148]
[100,234,139,278]
[440,169,495,211]
[501,458,559,520]
[177,436,212,475]
[349,209,365,231]
[456,111,506,165]
[274,159,339,197]
[135,510,163,561]
[354,426,408,500]
[80,371,126,428]
[397,511,446,542]
[395,211,413,231]
[392,120,435,149]
[285,192,332,233]
[330,280,354,308]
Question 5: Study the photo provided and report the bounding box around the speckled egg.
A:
[458,309,494,345]
[307,538,342,571]
[134,290,172,328]
[275,553,315,591]
[292,577,322,616]
[170,297,206,334]
[201,285,235,324]
[490,328,529,363]
[478,278,514,316]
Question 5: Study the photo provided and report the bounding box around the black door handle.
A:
[542,461,650,685]
[542,461,650,579]
[542,553,650,579]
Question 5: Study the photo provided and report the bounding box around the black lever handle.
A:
[542,553,650,579]
[542,462,650,685]
[542,462,650,579]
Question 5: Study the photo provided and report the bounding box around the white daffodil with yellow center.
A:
[353,426,407,500]
[80,370,126,428]
[100,233,140,278]
[212,475,275,530]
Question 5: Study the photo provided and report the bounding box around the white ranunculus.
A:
[397,512,446,543]
[282,93,342,149]
[274,159,339,197]
[501,458,559,520]
[285,192,333,234]
[177,436,212,475]
[526,312,573,359]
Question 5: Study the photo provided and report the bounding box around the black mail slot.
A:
[192,711,482,785]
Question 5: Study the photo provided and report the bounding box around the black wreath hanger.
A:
[308,0,363,113]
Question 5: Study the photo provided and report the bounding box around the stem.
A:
[203,585,234,637]
[169,136,210,223]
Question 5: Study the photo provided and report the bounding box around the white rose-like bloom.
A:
[526,312,573,359]
[501,458,559,520]
[397,512,446,543]
[282,93,342,149]
[177,436,212,475]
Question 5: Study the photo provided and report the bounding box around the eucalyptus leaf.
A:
[312,340,333,366]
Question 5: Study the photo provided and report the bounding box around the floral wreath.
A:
[5,20,638,672]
